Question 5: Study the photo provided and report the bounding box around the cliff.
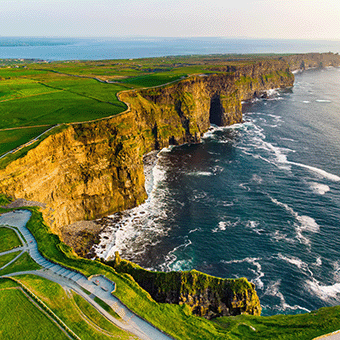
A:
[281,52,340,72]
[0,59,294,238]
[107,252,261,319]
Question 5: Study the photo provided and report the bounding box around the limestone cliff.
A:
[107,252,261,319]
[281,52,340,72]
[0,59,294,237]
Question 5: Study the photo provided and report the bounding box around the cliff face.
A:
[282,52,340,72]
[108,253,261,319]
[0,59,294,236]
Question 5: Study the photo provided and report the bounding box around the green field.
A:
[213,308,340,339]
[0,227,22,252]
[0,54,276,159]
[0,126,52,157]
[0,252,41,276]
[20,206,340,340]
[0,287,69,340]
[16,275,139,340]
[93,296,121,319]
[0,250,21,269]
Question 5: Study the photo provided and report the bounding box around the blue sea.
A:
[95,67,340,316]
[0,37,340,60]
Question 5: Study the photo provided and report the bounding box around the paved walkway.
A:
[0,210,173,340]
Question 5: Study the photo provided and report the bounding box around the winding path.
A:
[0,210,173,340]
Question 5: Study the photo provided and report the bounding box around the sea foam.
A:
[309,182,330,195]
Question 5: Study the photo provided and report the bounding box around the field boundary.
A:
[0,284,75,340]
[6,277,81,340]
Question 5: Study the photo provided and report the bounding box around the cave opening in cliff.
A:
[209,94,223,126]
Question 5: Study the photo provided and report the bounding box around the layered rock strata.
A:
[0,59,294,236]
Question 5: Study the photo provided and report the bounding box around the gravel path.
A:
[0,210,173,340]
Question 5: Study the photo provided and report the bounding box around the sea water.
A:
[95,67,340,316]
[0,37,340,60]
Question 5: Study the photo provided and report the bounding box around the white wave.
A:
[251,174,263,184]
[303,101,311,103]
[246,220,265,235]
[309,182,330,195]
[161,238,192,271]
[316,99,332,103]
[240,117,340,183]
[188,171,213,177]
[171,259,193,271]
[188,228,201,234]
[264,280,311,312]
[280,137,296,142]
[267,88,279,96]
[292,69,302,74]
[94,150,172,261]
[270,230,296,244]
[289,161,340,182]
[212,165,224,174]
[315,257,322,267]
[277,253,314,277]
[269,196,319,247]
[212,220,238,233]
[332,261,340,282]
[222,257,264,289]
[306,279,340,302]
[239,183,250,191]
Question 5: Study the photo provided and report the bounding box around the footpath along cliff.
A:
[0,58,294,235]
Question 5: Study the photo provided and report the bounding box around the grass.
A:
[0,250,22,269]
[16,274,139,340]
[0,124,68,170]
[0,90,123,129]
[0,53,290,166]
[0,252,41,276]
[213,308,340,339]
[0,227,22,252]
[22,207,340,339]
[73,293,124,330]
[0,194,11,206]
[93,296,121,319]
[23,207,234,339]
[119,73,187,88]
[0,287,69,340]
[0,126,52,157]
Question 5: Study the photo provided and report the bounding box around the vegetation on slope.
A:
[0,226,22,252]
[1,206,340,338]
[0,252,41,276]
[0,53,289,157]
[15,275,138,340]
[23,207,254,339]
[108,252,261,318]
[0,250,22,268]
[0,279,70,340]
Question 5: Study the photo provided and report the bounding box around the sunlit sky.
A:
[1,0,339,40]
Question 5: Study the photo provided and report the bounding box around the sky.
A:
[0,0,339,40]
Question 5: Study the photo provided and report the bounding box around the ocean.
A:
[94,67,340,316]
[0,37,340,60]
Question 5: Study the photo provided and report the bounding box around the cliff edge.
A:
[108,252,262,319]
[0,59,294,239]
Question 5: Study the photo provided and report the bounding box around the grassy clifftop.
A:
[0,58,294,235]
[107,252,261,319]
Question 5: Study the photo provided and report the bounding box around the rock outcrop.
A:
[0,59,294,237]
[282,52,340,72]
[108,252,261,319]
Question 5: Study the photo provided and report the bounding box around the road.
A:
[0,210,173,340]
